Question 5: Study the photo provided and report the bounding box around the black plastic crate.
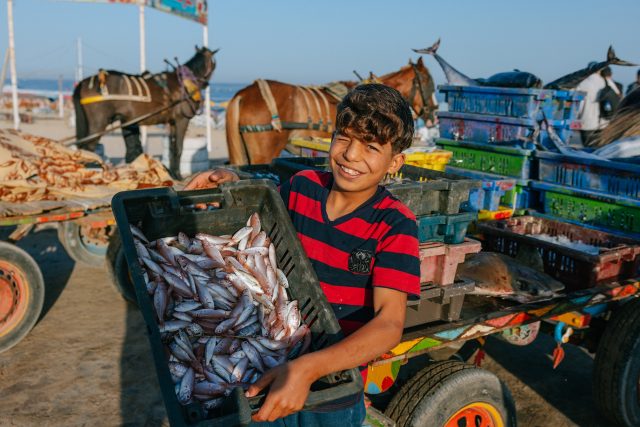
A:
[111,180,363,427]
[388,164,481,215]
[404,279,475,327]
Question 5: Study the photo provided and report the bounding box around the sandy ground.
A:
[0,117,611,426]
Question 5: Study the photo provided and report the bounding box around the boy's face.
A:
[329,130,405,194]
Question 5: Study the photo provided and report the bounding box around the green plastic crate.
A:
[436,139,533,179]
[533,181,640,236]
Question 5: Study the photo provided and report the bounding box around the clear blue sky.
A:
[2,0,639,87]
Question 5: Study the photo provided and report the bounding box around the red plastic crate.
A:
[419,238,482,285]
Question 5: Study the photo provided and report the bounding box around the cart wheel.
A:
[57,221,109,267]
[385,360,516,427]
[0,241,45,354]
[105,231,137,304]
[593,297,640,426]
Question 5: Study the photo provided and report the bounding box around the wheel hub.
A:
[445,402,504,427]
[0,260,27,336]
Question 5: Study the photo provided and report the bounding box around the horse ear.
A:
[417,56,424,66]
[211,48,220,56]
[195,44,200,51]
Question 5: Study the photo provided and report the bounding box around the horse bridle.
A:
[175,51,215,117]
[407,63,437,124]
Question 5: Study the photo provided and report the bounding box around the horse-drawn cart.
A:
[102,161,640,426]
[0,199,114,353]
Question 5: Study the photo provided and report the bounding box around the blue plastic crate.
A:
[438,111,577,150]
[446,166,517,211]
[536,151,640,199]
[439,85,584,122]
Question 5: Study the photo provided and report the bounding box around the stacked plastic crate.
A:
[533,152,640,237]
[268,158,482,325]
[436,85,585,218]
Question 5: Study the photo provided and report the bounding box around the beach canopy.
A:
[73,0,208,24]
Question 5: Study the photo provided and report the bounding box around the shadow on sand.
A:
[14,226,75,321]
[484,334,611,427]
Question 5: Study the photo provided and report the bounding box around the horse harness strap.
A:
[81,70,152,105]
[245,80,335,134]
[239,121,331,133]
[256,79,282,132]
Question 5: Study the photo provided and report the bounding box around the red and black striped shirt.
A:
[279,170,420,336]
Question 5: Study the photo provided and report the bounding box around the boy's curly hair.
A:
[335,83,414,153]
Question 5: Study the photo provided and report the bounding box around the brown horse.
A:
[226,57,438,165]
[73,46,218,179]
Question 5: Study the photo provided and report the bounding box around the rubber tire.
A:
[592,297,640,426]
[0,242,45,354]
[57,221,108,267]
[105,231,137,305]
[385,360,517,427]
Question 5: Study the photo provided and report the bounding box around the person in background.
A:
[627,69,640,95]
[576,66,621,146]
[577,65,606,146]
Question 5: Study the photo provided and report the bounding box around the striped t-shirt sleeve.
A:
[371,214,420,299]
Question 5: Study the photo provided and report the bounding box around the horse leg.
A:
[122,124,143,163]
[169,118,189,180]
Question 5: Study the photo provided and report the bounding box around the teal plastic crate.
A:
[417,211,477,244]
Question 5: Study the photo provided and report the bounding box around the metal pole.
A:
[0,51,9,94]
[7,0,20,130]
[203,24,212,154]
[76,37,83,82]
[139,3,148,151]
[58,75,64,119]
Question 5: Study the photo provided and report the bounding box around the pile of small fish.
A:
[130,213,311,413]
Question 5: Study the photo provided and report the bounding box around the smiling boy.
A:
[185,84,420,426]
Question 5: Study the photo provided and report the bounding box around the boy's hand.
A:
[245,358,316,422]
[183,169,239,190]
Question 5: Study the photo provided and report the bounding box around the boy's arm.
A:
[247,286,407,422]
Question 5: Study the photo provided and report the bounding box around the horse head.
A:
[378,58,439,127]
[185,46,219,87]
[407,57,438,127]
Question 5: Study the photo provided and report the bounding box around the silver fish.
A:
[241,341,266,373]
[154,281,168,325]
[231,357,249,383]
[232,226,253,243]
[159,320,190,333]
[130,224,149,243]
[177,367,194,404]
[194,381,226,397]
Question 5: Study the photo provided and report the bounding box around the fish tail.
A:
[412,38,441,55]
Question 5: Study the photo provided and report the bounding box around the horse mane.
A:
[184,49,212,77]
[378,63,414,81]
